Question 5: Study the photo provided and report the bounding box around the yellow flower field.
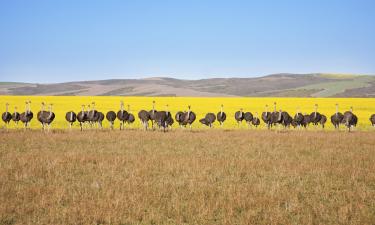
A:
[1,96,374,130]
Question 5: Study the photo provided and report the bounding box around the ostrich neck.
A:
[5,105,8,113]
[70,112,73,120]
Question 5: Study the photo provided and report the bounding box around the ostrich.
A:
[40,104,55,131]
[293,108,304,128]
[117,101,129,130]
[126,105,135,126]
[199,113,216,128]
[262,104,272,129]
[65,111,77,129]
[303,113,311,128]
[234,108,244,127]
[370,114,375,127]
[2,103,12,129]
[166,115,174,129]
[281,111,292,128]
[155,104,172,132]
[20,101,33,129]
[12,106,20,126]
[343,107,358,132]
[88,102,99,128]
[330,103,344,129]
[271,103,283,126]
[216,105,226,127]
[309,104,322,127]
[320,114,327,129]
[243,111,254,128]
[97,111,104,128]
[175,111,185,127]
[37,102,47,129]
[251,112,260,128]
[77,105,87,131]
[106,111,117,129]
[138,110,150,130]
[149,101,157,129]
[182,105,196,129]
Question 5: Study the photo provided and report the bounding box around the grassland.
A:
[1,96,375,130]
[1,129,375,224]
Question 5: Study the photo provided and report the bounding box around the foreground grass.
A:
[1,129,375,225]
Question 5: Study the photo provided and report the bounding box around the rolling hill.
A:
[1,73,374,97]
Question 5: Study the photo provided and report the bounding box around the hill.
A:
[1,73,374,97]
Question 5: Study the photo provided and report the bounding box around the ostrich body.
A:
[65,111,77,129]
[216,105,226,127]
[40,104,55,131]
[199,113,216,128]
[149,101,157,129]
[106,111,116,129]
[309,104,322,126]
[117,101,129,130]
[330,104,344,129]
[243,112,253,128]
[12,107,20,125]
[155,105,172,132]
[343,107,358,132]
[138,110,150,130]
[262,105,272,129]
[2,103,12,128]
[181,105,196,129]
[320,114,327,129]
[234,108,244,127]
[293,108,304,128]
[251,112,260,127]
[77,105,87,131]
[370,114,375,127]
[20,101,33,129]
[126,105,135,126]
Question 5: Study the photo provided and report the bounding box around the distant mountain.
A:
[1,73,374,97]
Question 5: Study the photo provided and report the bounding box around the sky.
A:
[0,0,374,83]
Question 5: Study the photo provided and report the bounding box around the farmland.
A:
[1,96,375,130]
[1,129,375,224]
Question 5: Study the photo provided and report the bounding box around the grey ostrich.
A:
[216,104,226,127]
[370,114,375,127]
[199,113,216,128]
[106,111,117,129]
[155,104,172,132]
[243,111,253,128]
[20,101,33,129]
[262,104,272,129]
[2,103,12,129]
[126,105,135,126]
[309,104,322,127]
[343,106,358,132]
[330,103,344,129]
[149,101,157,129]
[138,110,150,130]
[251,112,260,128]
[77,105,87,131]
[293,107,304,128]
[234,108,244,127]
[12,106,20,126]
[65,111,77,129]
[117,101,129,130]
[40,104,55,131]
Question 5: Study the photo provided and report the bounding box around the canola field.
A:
[1,96,374,130]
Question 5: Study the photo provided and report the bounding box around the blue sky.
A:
[0,0,374,83]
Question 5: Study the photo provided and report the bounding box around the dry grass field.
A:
[1,129,375,225]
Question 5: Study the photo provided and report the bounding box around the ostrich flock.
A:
[2,100,375,132]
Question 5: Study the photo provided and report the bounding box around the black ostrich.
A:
[251,112,260,128]
[2,103,12,129]
[12,106,20,126]
[40,104,55,131]
[343,107,358,132]
[271,103,283,127]
[155,105,172,132]
[87,102,99,128]
[309,104,322,127]
[370,114,375,127]
[303,114,311,128]
[181,105,196,129]
[149,101,157,129]
[37,102,47,129]
[281,111,292,128]
[234,108,244,127]
[77,105,87,131]
[166,115,174,129]
[65,111,77,129]
[20,101,33,129]
[97,111,104,128]
[138,110,150,130]
[320,114,327,129]
[126,105,135,126]
[262,104,272,129]
[216,105,226,127]
[243,111,253,128]
[293,108,304,128]
[330,103,344,129]
[106,111,117,129]
[117,101,129,130]
[175,111,185,127]
[199,113,216,128]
